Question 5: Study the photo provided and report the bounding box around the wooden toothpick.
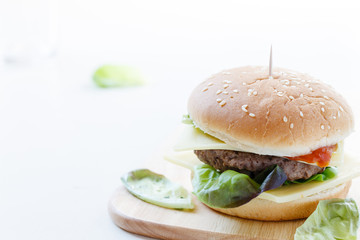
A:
[269,45,273,79]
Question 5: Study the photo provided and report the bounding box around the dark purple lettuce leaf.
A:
[192,164,287,208]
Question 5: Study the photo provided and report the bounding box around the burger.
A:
[167,66,357,221]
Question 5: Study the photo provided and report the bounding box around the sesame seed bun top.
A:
[187,66,354,157]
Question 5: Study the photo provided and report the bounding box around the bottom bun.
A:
[209,181,352,221]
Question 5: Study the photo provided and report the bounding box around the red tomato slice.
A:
[287,145,337,168]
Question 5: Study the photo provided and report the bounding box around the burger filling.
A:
[194,149,325,181]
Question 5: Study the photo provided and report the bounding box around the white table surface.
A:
[1,1,360,239]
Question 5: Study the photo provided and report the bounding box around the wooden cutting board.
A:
[109,185,303,240]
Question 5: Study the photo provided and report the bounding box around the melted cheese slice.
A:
[174,125,344,167]
[164,150,360,203]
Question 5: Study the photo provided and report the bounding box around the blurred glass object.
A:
[0,0,58,64]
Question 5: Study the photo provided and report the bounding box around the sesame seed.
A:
[253,91,258,96]
[321,125,325,130]
[216,90,222,95]
[321,107,325,112]
[321,89,326,93]
[309,87,313,91]
[319,102,325,105]
[241,105,248,112]
[223,91,229,95]
[248,89,254,92]
[324,96,330,100]
[290,123,294,129]
[339,106,344,112]
[219,100,226,106]
[233,89,239,93]
[283,116,288,122]
[333,116,337,119]
[223,84,229,89]
[216,98,222,103]
[281,79,290,85]
[202,87,208,92]
[223,80,232,84]
[300,111,304,117]
[305,83,310,88]
[274,89,278,93]
[289,96,294,100]
[277,92,284,97]
[249,113,256,117]
[338,111,341,117]
[208,82,214,86]
[300,93,304,98]
[242,82,247,86]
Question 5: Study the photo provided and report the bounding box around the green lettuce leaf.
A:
[182,114,193,124]
[295,198,359,240]
[93,65,145,88]
[121,169,194,209]
[192,164,287,208]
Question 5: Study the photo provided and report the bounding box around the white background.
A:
[1,0,360,239]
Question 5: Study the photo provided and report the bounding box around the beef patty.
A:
[194,149,324,181]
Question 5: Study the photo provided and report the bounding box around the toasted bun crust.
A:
[188,66,354,157]
[209,180,351,221]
